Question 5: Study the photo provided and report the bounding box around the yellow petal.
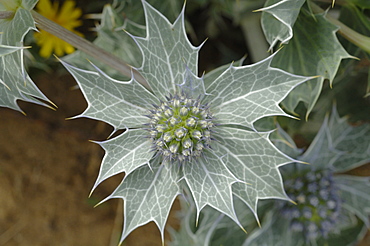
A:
[53,38,64,56]
[34,0,83,58]
[34,30,50,45]
[63,19,83,30]
[36,0,55,18]
[64,43,75,54]
[39,38,54,58]
[58,1,82,24]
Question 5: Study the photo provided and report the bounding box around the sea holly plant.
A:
[0,0,369,245]
[59,0,314,243]
[171,107,370,246]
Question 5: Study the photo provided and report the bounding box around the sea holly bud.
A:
[186,117,196,127]
[179,107,189,116]
[192,130,202,140]
[163,132,173,142]
[146,93,214,162]
[182,138,192,149]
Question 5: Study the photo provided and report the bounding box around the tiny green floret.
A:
[146,93,214,162]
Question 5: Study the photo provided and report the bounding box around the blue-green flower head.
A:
[243,108,370,246]
[60,0,312,244]
[280,169,341,240]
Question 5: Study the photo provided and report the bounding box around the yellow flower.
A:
[34,0,83,58]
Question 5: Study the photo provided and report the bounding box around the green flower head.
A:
[240,108,370,246]
[146,92,214,162]
[61,0,311,244]
[279,169,342,240]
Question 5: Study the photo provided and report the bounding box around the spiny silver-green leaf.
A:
[60,60,158,130]
[179,67,206,99]
[326,108,370,172]
[168,202,225,246]
[300,107,370,172]
[105,159,180,243]
[243,211,302,246]
[90,129,153,193]
[183,151,240,227]
[270,124,303,159]
[210,199,270,246]
[260,0,305,49]
[213,127,293,216]
[0,44,21,88]
[335,175,370,227]
[132,0,201,100]
[205,54,311,130]
[274,11,353,117]
[201,56,244,111]
[298,115,336,169]
[202,58,244,89]
[0,6,50,111]
[0,44,22,56]
[334,175,370,227]
[169,194,265,246]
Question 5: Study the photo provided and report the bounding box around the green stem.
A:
[0,10,150,90]
[310,2,370,54]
